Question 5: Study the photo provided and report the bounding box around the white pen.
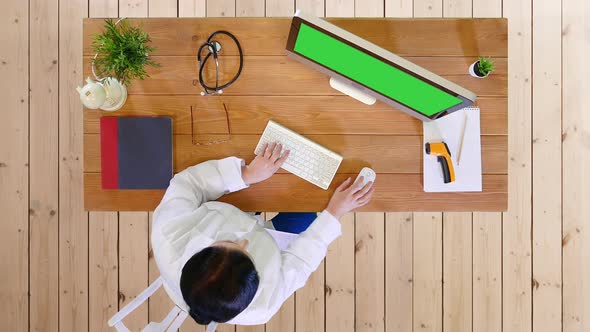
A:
[456,112,468,165]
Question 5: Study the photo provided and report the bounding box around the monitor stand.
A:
[329,77,376,105]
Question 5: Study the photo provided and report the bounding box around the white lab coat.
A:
[151,157,342,326]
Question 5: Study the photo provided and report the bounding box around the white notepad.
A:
[423,107,482,192]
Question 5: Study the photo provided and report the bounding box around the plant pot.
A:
[100,79,127,112]
[469,61,489,78]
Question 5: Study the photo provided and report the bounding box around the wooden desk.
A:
[83,18,507,212]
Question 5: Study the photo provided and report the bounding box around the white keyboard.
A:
[255,120,343,190]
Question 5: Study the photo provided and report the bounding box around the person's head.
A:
[180,239,259,325]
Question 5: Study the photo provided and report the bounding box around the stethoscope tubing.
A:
[197,31,243,96]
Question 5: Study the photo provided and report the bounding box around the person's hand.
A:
[326,177,375,219]
[242,142,290,185]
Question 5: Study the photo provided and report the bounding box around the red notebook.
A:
[100,117,173,190]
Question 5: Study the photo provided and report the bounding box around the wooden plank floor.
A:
[0,0,587,331]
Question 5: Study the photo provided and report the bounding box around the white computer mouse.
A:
[354,167,376,187]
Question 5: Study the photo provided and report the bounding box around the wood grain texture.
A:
[413,213,443,332]
[87,3,118,332]
[473,0,502,18]
[59,0,89,330]
[147,213,177,326]
[532,0,563,330]
[355,213,385,332]
[89,212,119,332]
[81,55,507,96]
[355,0,384,17]
[414,8,444,332]
[149,0,178,17]
[265,295,295,332]
[177,3,206,332]
[266,0,294,17]
[120,0,148,16]
[383,4,413,332]
[180,319,207,332]
[473,212,502,332]
[386,0,413,17]
[84,172,507,211]
[202,3,237,330]
[385,213,413,332]
[82,18,508,57]
[472,2,503,332]
[236,324,265,332]
[29,0,59,331]
[502,0,533,331]
[263,212,295,332]
[325,213,355,332]
[414,0,443,17]
[8,1,590,332]
[89,0,118,17]
[118,212,149,331]
[237,0,265,16]
[354,8,391,332]
[84,133,507,174]
[235,3,265,332]
[83,96,507,135]
[562,0,590,331]
[146,1,177,330]
[179,0,206,17]
[208,0,236,17]
[441,4,473,332]
[82,15,508,212]
[296,0,324,16]
[326,0,354,17]
[0,0,29,330]
[217,324,237,332]
[295,261,325,332]
[442,212,473,332]
[443,0,471,17]
[116,3,151,332]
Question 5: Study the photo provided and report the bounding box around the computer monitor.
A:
[285,10,477,122]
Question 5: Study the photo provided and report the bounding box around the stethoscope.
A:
[197,31,244,96]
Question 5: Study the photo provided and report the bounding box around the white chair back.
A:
[107,277,189,332]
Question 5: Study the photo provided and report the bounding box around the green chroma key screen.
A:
[293,23,463,116]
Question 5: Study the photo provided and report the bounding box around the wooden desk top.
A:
[83,18,507,212]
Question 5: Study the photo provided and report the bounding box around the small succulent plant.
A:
[476,57,495,76]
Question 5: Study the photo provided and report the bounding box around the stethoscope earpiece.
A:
[200,90,223,96]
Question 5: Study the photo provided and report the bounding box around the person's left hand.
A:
[242,142,290,185]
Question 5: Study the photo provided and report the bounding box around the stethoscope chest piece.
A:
[208,41,222,54]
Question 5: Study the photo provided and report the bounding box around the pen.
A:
[456,112,468,165]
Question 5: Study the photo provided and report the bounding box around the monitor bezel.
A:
[285,15,476,121]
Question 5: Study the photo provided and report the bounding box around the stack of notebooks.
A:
[101,117,173,190]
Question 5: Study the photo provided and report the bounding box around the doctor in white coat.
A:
[151,142,374,331]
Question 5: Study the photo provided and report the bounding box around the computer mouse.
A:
[354,167,376,187]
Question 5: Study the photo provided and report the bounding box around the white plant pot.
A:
[77,77,127,111]
[469,61,490,79]
[100,80,128,112]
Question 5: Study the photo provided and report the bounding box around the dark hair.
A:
[180,246,260,325]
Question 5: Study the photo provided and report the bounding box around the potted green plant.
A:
[92,18,160,85]
[78,19,160,111]
[469,57,495,78]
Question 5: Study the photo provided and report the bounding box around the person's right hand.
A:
[242,142,290,185]
[325,177,375,219]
